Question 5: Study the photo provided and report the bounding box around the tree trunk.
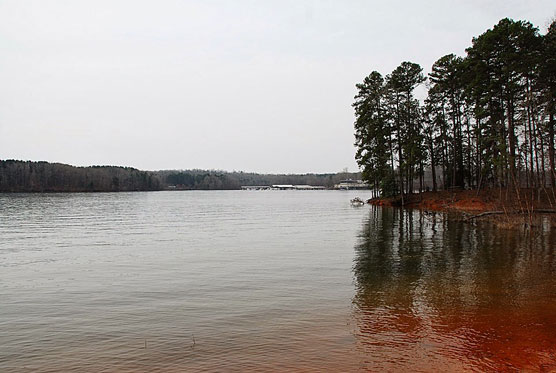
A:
[507,99,517,187]
[549,109,555,187]
[430,141,437,192]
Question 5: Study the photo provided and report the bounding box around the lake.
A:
[1,191,556,371]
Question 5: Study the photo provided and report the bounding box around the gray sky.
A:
[1,1,554,173]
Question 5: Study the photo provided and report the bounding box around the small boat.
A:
[350,197,365,206]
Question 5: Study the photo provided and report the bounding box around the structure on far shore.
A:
[333,179,370,190]
[240,180,370,190]
[241,185,326,190]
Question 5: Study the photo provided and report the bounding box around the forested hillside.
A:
[0,160,161,192]
[354,18,556,201]
[155,170,360,189]
[0,160,360,192]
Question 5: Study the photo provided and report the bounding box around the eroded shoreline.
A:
[366,189,556,228]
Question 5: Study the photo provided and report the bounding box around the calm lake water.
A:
[1,191,556,372]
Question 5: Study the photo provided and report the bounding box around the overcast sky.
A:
[0,1,554,173]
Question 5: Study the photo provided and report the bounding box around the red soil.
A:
[368,189,555,214]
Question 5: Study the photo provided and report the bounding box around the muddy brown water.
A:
[1,191,555,371]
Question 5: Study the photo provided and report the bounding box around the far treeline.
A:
[354,18,556,202]
[0,160,360,192]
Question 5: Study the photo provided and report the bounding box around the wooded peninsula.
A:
[354,18,556,210]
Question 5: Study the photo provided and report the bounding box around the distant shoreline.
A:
[0,159,362,193]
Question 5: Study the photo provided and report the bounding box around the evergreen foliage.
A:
[354,18,556,196]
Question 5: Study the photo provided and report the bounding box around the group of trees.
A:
[155,170,360,189]
[0,160,361,192]
[354,18,556,200]
[156,170,241,190]
[0,160,160,192]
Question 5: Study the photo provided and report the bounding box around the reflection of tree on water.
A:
[352,206,556,370]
